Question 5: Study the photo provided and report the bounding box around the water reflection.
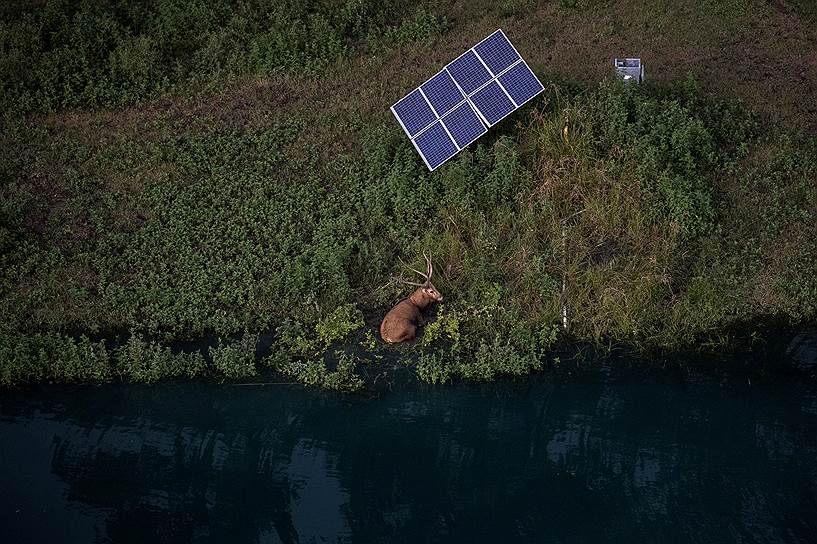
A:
[2,365,817,543]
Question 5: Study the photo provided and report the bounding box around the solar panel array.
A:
[391,29,544,171]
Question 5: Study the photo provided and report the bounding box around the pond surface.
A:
[2,349,817,543]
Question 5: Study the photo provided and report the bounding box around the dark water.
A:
[2,350,817,543]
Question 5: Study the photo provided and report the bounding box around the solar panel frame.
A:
[391,28,543,171]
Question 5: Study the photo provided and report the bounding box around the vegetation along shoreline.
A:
[1,1,815,389]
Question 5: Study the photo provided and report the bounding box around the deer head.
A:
[397,251,443,306]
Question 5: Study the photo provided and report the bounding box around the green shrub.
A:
[587,81,721,237]
[421,306,462,346]
[0,333,111,386]
[370,7,449,49]
[209,334,258,380]
[115,334,206,383]
[323,352,365,392]
[315,304,365,347]
[416,351,453,385]
[360,330,378,351]
[415,325,555,385]
[282,352,364,392]
[261,342,291,372]
[277,320,319,357]
[0,0,449,114]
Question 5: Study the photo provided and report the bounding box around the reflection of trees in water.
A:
[47,389,311,543]
[7,374,817,543]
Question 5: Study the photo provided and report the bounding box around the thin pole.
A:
[562,225,568,331]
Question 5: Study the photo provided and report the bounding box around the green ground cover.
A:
[1,0,815,387]
[0,0,448,114]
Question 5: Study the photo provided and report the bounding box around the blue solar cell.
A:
[414,122,459,170]
[498,61,544,107]
[469,81,515,126]
[420,70,465,117]
[446,51,492,95]
[474,30,520,75]
[441,102,487,148]
[392,29,543,170]
[392,89,436,137]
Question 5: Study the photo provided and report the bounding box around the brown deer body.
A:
[380,253,443,343]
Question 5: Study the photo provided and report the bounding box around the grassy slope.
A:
[1,0,815,386]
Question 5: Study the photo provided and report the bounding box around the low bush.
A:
[416,351,453,385]
[0,333,111,386]
[315,304,365,348]
[209,334,258,380]
[115,334,206,383]
[281,352,364,392]
[0,0,448,114]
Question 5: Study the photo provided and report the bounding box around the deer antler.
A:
[423,251,433,282]
[399,255,429,283]
[393,275,425,287]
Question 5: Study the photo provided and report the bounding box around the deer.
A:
[380,252,444,343]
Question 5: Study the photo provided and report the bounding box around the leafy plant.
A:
[209,334,258,380]
[115,334,206,383]
[282,352,364,392]
[315,304,365,348]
